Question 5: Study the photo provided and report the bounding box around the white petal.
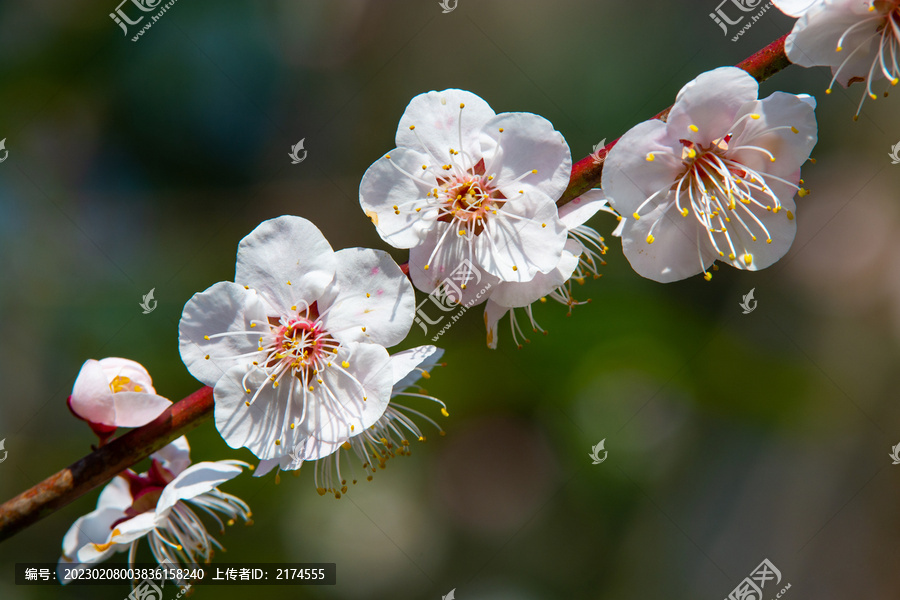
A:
[772,0,817,17]
[489,239,582,307]
[395,89,496,162]
[558,189,612,229]
[619,201,717,283]
[389,345,444,391]
[92,512,155,547]
[155,461,246,516]
[97,358,156,394]
[214,342,393,461]
[712,196,798,271]
[151,436,191,477]
[179,281,273,387]
[109,392,171,428]
[478,112,572,202]
[234,215,337,312]
[473,191,568,281]
[318,248,416,347]
[730,92,818,181]
[666,67,759,145]
[69,360,116,426]
[484,300,509,349]
[253,456,291,477]
[95,475,133,512]
[603,119,682,216]
[58,505,127,581]
[358,147,440,248]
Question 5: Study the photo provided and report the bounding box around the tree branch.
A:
[558,34,791,207]
[0,386,213,543]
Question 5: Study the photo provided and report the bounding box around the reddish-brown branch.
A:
[558,34,790,207]
[0,386,214,543]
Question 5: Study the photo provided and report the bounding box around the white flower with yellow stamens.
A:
[604,67,818,283]
[773,0,900,117]
[178,215,416,462]
[359,88,570,297]
[255,346,448,499]
[58,437,251,584]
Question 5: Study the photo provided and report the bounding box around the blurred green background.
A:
[2,0,900,598]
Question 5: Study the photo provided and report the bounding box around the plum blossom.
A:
[485,190,613,349]
[773,0,900,116]
[179,216,416,463]
[58,437,251,583]
[604,67,818,283]
[255,346,448,499]
[359,88,570,298]
[67,358,172,443]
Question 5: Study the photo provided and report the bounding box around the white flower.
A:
[179,216,416,463]
[774,0,900,116]
[484,190,613,349]
[255,346,448,499]
[604,67,818,283]
[359,88,571,296]
[67,358,172,442]
[58,437,250,583]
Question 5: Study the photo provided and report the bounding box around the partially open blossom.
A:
[58,437,250,583]
[359,88,570,297]
[67,358,172,443]
[179,216,415,463]
[484,190,613,349]
[255,346,448,499]
[604,67,818,283]
[774,0,900,116]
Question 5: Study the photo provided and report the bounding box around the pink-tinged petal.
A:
[489,239,581,307]
[358,147,440,249]
[785,0,881,84]
[109,392,171,428]
[408,223,502,307]
[559,189,613,229]
[730,92,818,180]
[155,461,246,517]
[712,195,798,271]
[473,191,567,282]
[389,345,444,390]
[318,248,416,348]
[234,216,337,312]
[58,504,128,581]
[97,358,155,394]
[479,112,572,202]
[484,300,509,349]
[772,0,817,17]
[603,119,682,216]
[666,67,759,145]
[395,89,496,162]
[69,360,116,426]
[179,281,273,387]
[150,436,191,477]
[619,204,718,283]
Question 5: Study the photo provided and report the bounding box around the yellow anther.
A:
[424,264,430,270]
[681,208,689,217]
[728,253,736,260]
[512,266,518,271]
[441,408,449,417]
[790,126,799,134]
[498,128,504,133]
[689,124,699,132]
[409,125,416,130]
[204,335,210,340]
[290,423,295,429]
[786,210,795,220]
[750,114,760,120]
[646,234,655,244]
[531,169,537,174]
[632,212,641,220]
[703,272,713,281]
[459,103,465,108]
[646,153,655,162]
[743,254,753,266]
[342,361,350,368]
[385,154,391,159]
[275,439,281,446]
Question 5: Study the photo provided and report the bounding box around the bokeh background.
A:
[2,0,900,598]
